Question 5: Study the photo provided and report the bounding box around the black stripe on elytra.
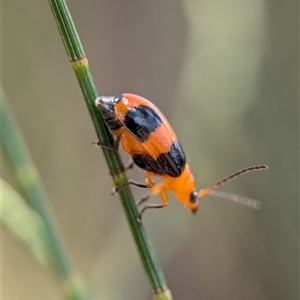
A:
[133,141,186,178]
[124,105,162,142]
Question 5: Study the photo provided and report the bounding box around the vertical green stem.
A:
[48,1,172,298]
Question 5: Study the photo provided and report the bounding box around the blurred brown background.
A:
[2,1,298,299]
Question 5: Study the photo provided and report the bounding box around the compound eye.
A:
[189,191,198,203]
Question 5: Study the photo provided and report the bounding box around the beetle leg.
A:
[135,193,151,206]
[94,134,134,173]
[92,134,124,152]
[112,172,155,195]
[137,188,168,222]
[135,183,163,206]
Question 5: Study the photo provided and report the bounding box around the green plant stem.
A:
[1,178,51,268]
[48,1,172,298]
[1,89,90,300]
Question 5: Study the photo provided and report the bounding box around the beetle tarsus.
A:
[135,193,151,206]
[112,180,154,195]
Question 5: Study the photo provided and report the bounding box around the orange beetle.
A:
[95,93,267,219]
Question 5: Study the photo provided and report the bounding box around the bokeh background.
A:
[2,1,298,299]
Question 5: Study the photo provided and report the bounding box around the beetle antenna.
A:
[206,190,262,209]
[197,165,268,208]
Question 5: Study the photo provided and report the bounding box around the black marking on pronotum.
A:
[124,105,162,143]
[133,141,186,178]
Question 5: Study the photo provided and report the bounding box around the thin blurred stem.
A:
[48,1,172,298]
[0,88,90,300]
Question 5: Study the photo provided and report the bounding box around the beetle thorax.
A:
[163,164,198,209]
